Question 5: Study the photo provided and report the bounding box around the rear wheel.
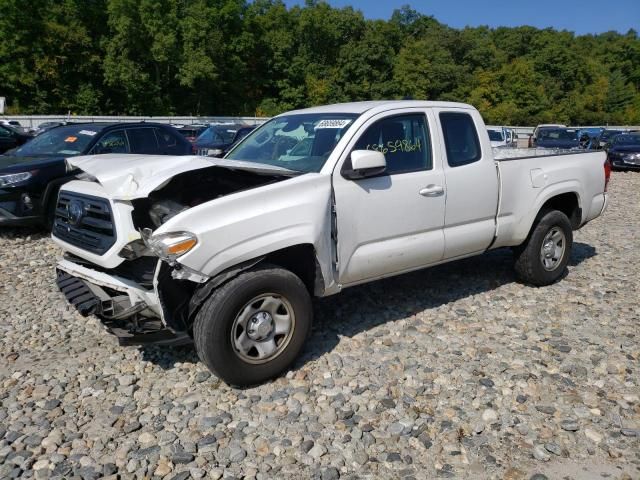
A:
[514,210,573,286]
[193,264,312,387]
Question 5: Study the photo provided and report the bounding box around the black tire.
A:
[514,210,573,286]
[193,264,312,387]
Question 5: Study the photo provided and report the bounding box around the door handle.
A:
[419,184,445,197]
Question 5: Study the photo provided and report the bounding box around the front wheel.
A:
[193,264,312,387]
[514,210,573,286]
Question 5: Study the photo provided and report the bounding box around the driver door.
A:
[332,110,446,286]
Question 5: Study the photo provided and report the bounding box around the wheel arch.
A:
[511,187,583,246]
[536,191,581,229]
[182,243,325,332]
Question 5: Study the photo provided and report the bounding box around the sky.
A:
[284,0,640,35]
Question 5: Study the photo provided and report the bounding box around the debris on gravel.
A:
[0,173,639,479]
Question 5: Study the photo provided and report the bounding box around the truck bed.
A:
[492,147,600,161]
[492,149,607,249]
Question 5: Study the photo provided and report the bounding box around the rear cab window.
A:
[439,112,481,167]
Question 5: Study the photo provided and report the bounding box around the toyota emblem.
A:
[68,199,85,226]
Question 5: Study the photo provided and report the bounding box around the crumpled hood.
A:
[66,154,296,200]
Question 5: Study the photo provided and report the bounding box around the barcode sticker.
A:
[315,119,352,129]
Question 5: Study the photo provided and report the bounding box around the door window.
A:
[439,112,481,167]
[352,114,432,174]
[127,128,159,154]
[154,128,184,154]
[91,130,129,154]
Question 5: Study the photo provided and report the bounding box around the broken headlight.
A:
[142,230,198,263]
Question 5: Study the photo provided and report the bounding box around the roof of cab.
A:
[282,100,474,116]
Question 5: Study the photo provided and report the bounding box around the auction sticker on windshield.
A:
[65,136,78,143]
[78,130,97,136]
[315,119,353,129]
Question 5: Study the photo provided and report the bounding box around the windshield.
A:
[488,130,504,141]
[612,134,640,145]
[12,125,102,156]
[538,129,579,141]
[196,125,240,145]
[226,113,358,173]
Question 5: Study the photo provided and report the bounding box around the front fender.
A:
[158,173,336,293]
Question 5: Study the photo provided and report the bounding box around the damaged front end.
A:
[53,157,295,346]
[56,254,194,346]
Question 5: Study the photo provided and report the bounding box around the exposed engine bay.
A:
[130,166,291,229]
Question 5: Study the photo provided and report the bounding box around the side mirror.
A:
[342,150,387,180]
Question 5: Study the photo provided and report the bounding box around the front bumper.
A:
[610,159,640,170]
[0,187,42,226]
[56,258,191,346]
[0,208,41,226]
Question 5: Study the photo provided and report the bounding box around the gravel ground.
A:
[1,173,638,480]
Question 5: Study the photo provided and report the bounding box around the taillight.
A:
[604,159,611,192]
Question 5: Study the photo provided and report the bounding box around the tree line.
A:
[1,0,639,125]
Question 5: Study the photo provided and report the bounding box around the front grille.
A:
[53,192,116,255]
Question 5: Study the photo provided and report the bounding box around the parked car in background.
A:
[488,128,508,147]
[194,124,255,157]
[1,119,21,128]
[34,121,73,136]
[173,124,208,143]
[52,100,608,386]
[0,124,32,154]
[1,120,34,135]
[606,133,640,170]
[529,124,566,147]
[0,122,192,227]
[577,128,604,149]
[535,127,581,150]
[597,129,626,150]
[488,126,517,147]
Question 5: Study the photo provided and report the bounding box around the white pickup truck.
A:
[52,101,609,386]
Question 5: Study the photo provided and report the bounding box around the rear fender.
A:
[513,181,582,244]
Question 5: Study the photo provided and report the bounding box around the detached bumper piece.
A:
[56,269,191,346]
[56,270,101,316]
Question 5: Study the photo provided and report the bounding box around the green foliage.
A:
[0,0,639,124]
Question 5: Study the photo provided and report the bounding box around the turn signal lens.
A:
[166,238,197,256]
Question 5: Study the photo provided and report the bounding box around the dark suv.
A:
[195,124,256,157]
[0,122,192,227]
